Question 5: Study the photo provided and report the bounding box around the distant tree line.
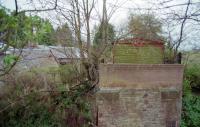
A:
[0,7,75,47]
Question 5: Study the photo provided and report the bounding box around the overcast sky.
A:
[1,0,199,50]
[0,0,185,26]
[0,0,187,29]
[0,0,148,25]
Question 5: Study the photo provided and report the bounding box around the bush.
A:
[0,86,61,127]
[59,64,86,89]
[164,46,175,63]
[181,93,200,127]
[181,66,200,127]
[0,70,93,127]
[185,64,200,89]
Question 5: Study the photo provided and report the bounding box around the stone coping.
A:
[97,87,179,93]
[100,64,184,69]
[99,64,184,89]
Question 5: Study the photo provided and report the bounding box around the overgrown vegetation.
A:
[0,66,94,127]
[0,0,200,126]
[3,54,18,67]
[185,64,200,90]
[181,65,200,127]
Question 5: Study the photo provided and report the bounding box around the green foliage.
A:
[185,64,200,89]
[0,8,34,48]
[0,94,59,127]
[0,7,55,47]
[0,84,60,126]
[53,23,73,46]
[57,81,93,127]
[0,8,22,48]
[59,64,76,85]
[183,79,192,96]
[32,17,55,45]
[0,79,93,127]
[181,65,200,127]
[164,46,175,63]
[128,14,162,40]
[91,23,115,63]
[3,55,18,67]
[181,90,200,127]
[59,64,87,89]
[93,23,115,47]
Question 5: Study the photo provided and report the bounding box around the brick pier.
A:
[96,64,184,127]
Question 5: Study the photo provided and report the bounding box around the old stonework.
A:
[96,64,184,127]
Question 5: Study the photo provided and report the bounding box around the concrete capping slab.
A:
[98,87,122,93]
[100,64,184,69]
[99,64,184,89]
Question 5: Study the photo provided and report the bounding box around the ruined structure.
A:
[112,38,164,64]
[93,38,184,127]
[96,64,184,127]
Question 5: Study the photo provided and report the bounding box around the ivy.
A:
[3,54,18,67]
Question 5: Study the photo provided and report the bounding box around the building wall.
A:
[112,38,164,64]
[96,64,184,127]
[113,44,163,64]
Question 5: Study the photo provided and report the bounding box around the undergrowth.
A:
[0,65,94,127]
[181,65,200,127]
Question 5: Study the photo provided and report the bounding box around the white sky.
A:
[0,0,153,26]
[1,0,200,50]
[0,0,187,29]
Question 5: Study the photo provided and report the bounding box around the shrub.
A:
[3,55,18,67]
[181,93,200,127]
[185,64,200,89]
[181,66,200,127]
[0,86,61,127]
[0,70,93,127]
[164,46,175,63]
[59,64,86,89]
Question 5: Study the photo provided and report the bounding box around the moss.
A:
[113,45,163,64]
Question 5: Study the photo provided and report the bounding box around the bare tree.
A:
[53,0,126,87]
[1,0,135,86]
[155,0,200,54]
[122,0,200,62]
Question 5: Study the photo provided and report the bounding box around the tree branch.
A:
[175,0,191,52]
[14,0,18,15]
[19,0,58,13]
